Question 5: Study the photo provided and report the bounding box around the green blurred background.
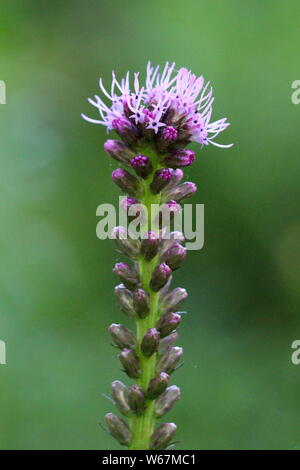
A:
[0,0,299,450]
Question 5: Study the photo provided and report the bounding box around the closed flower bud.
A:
[111,380,131,416]
[157,200,181,229]
[112,116,135,135]
[114,284,135,318]
[104,139,133,165]
[162,126,178,142]
[164,149,195,168]
[165,200,181,214]
[112,117,139,145]
[130,155,152,179]
[157,346,183,374]
[159,287,188,313]
[108,323,137,350]
[160,243,187,270]
[133,288,150,318]
[112,226,140,259]
[160,231,185,256]
[168,169,184,188]
[141,231,159,261]
[158,274,173,299]
[155,385,181,418]
[128,384,146,415]
[162,181,197,203]
[112,168,142,199]
[141,328,160,357]
[150,422,177,450]
[150,168,172,194]
[147,372,170,399]
[120,196,138,212]
[105,412,131,446]
[158,331,179,356]
[120,197,144,224]
[113,262,139,290]
[150,263,172,292]
[119,348,141,378]
[156,312,181,338]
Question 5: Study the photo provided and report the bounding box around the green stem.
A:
[129,150,162,450]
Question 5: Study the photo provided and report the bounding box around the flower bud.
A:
[128,384,146,415]
[162,181,197,203]
[150,263,172,292]
[141,328,160,357]
[156,312,181,338]
[112,226,140,259]
[159,287,188,313]
[105,412,131,446]
[158,331,179,356]
[157,346,183,374]
[164,149,195,168]
[158,274,173,299]
[113,262,139,290]
[160,231,185,256]
[150,168,172,194]
[150,422,177,450]
[108,323,137,350]
[165,200,181,213]
[147,372,170,399]
[120,197,144,224]
[119,348,141,378]
[112,117,139,145]
[157,201,181,229]
[162,126,178,142]
[112,168,142,199]
[111,380,131,416]
[133,288,150,318]
[130,155,152,179]
[160,243,187,270]
[141,231,159,261]
[112,116,135,135]
[114,284,135,318]
[104,139,133,165]
[120,196,138,212]
[168,169,184,188]
[155,385,181,418]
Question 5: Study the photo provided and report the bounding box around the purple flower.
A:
[120,196,138,211]
[164,149,195,168]
[141,230,159,261]
[82,62,232,450]
[82,62,232,148]
[112,117,134,134]
[162,126,178,142]
[104,139,133,165]
[112,168,142,199]
[130,154,152,178]
[150,168,172,194]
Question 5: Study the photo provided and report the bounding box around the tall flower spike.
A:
[82,61,231,450]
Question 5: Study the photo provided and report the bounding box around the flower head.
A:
[82,62,232,149]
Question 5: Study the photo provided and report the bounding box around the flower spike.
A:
[82,61,232,449]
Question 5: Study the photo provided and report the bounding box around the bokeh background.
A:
[0,0,299,450]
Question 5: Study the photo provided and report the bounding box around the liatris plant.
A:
[82,62,231,450]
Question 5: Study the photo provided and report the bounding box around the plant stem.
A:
[129,151,162,450]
